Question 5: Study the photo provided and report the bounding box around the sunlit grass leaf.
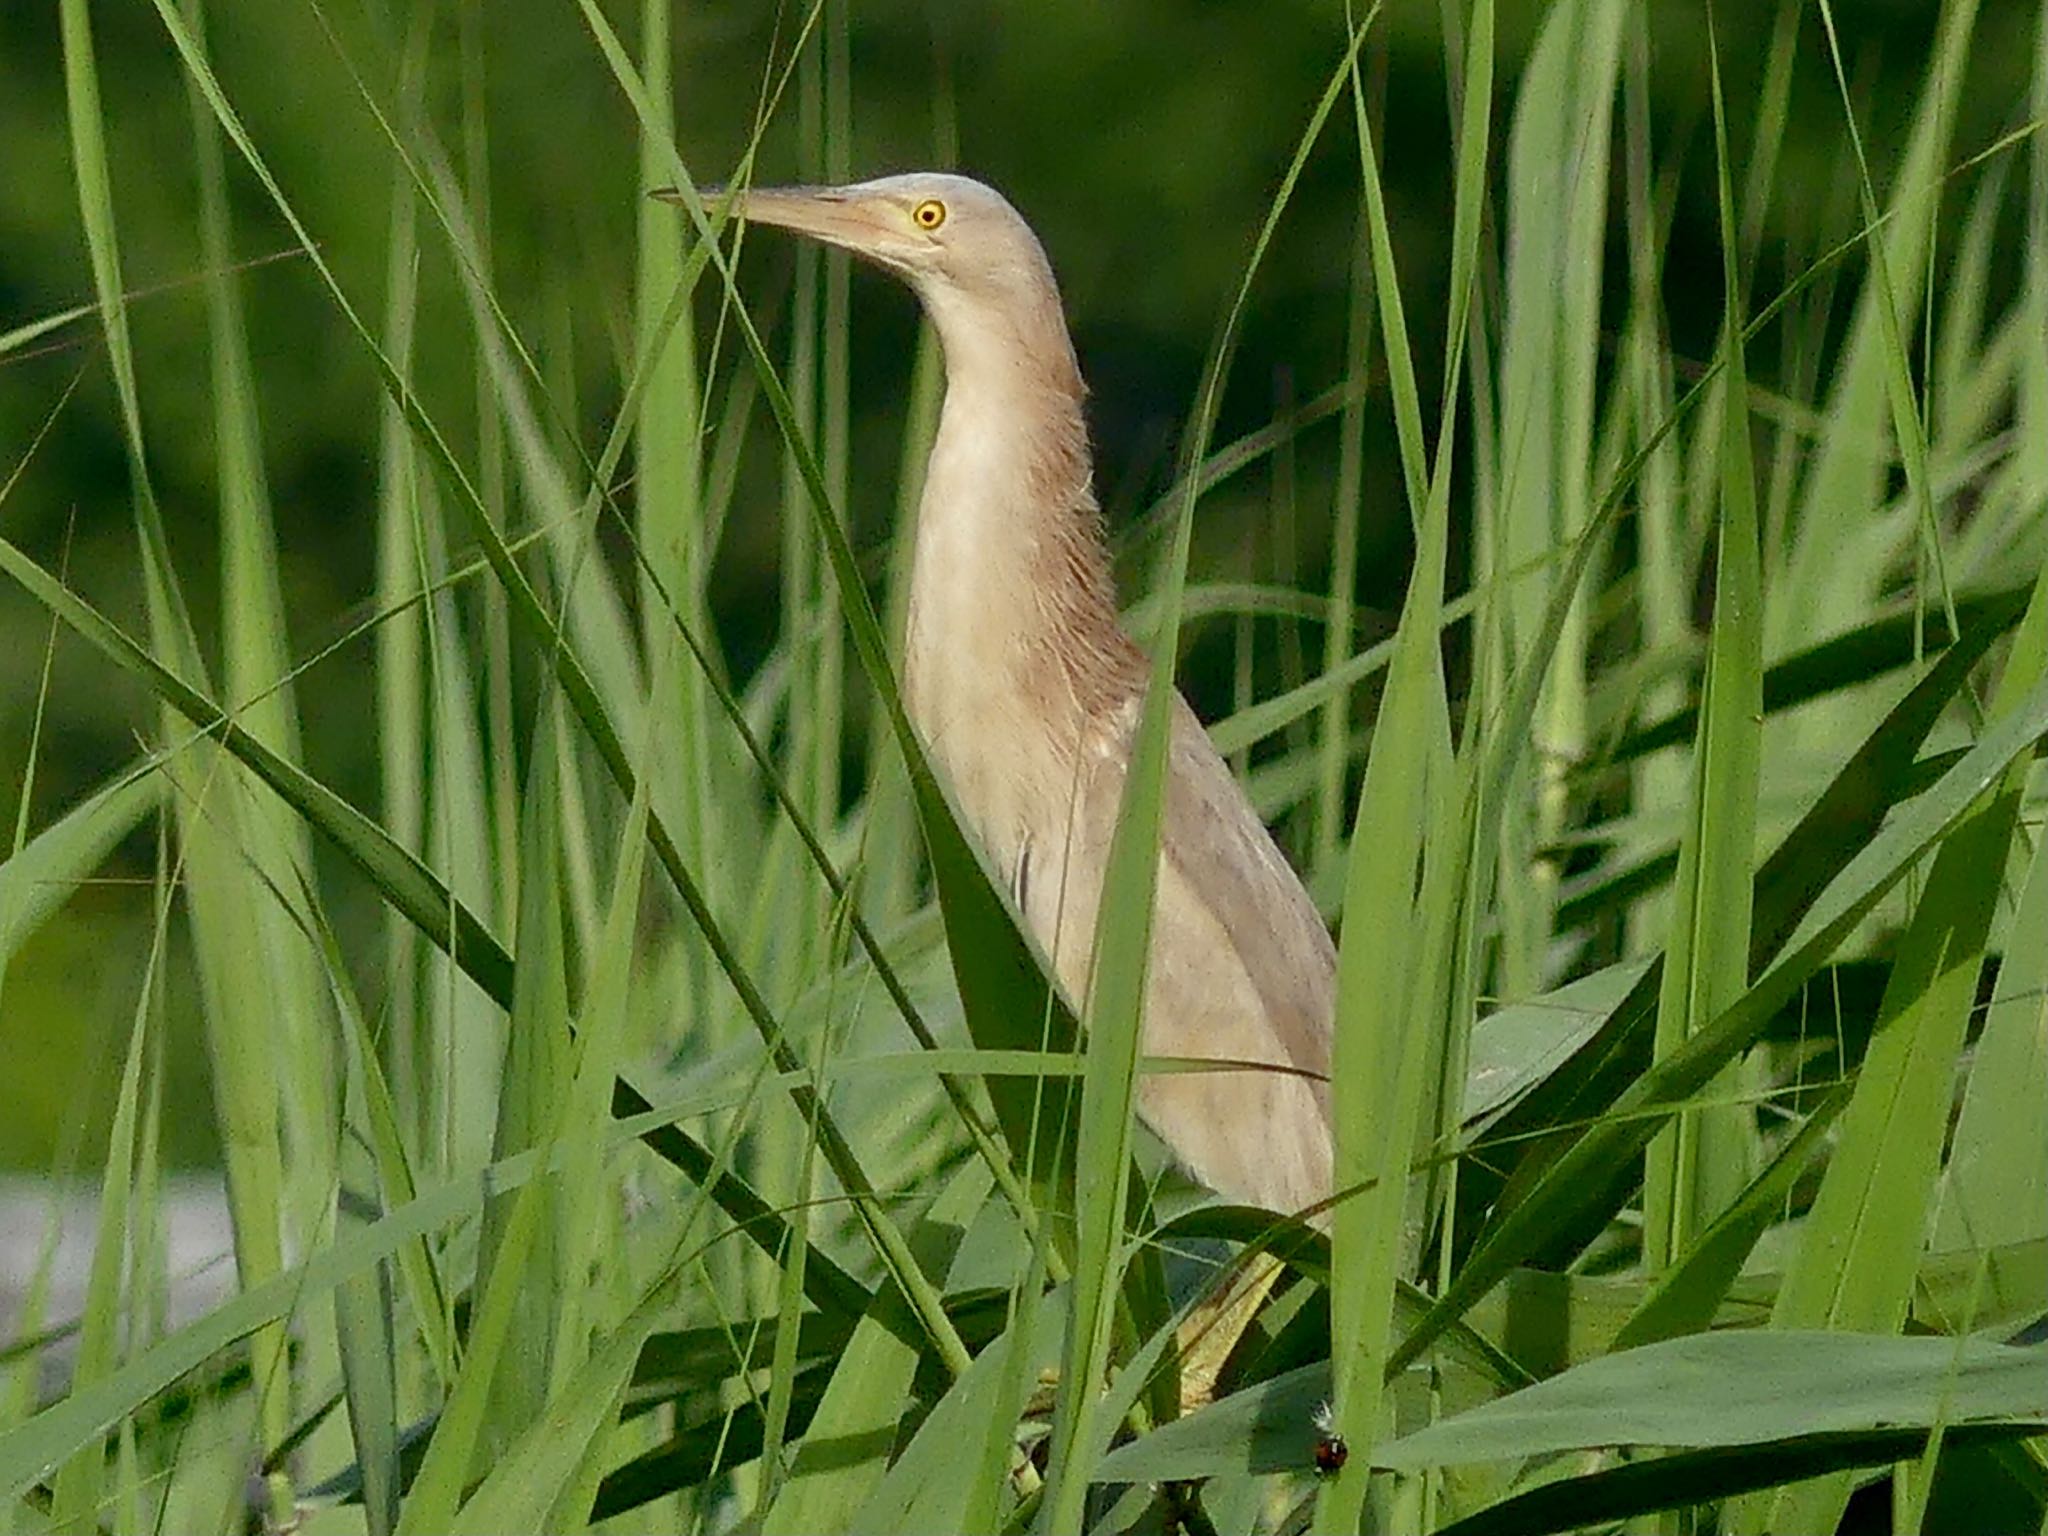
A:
[473,709,573,1461]
[762,1163,988,1532]
[1322,4,1484,1525]
[1488,0,1624,998]
[1641,16,1763,1279]
[1612,1085,1846,1353]
[1765,0,1979,671]
[0,772,156,967]
[1932,821,2048,1264]
[852,1288,1063,1535]
[63,1,305,1515]
[1386,1332,2048,1469]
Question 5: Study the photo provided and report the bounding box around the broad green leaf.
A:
[1462,959,1652,1125]
[1384,1332,2046,1470]
[1427,1423,2042,1536]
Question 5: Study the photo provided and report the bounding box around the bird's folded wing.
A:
[1154,698,1337,1085]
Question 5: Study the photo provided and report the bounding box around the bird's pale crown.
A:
[664,174,1067,334]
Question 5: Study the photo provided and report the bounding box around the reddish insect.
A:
[1311,1400,1348,1477]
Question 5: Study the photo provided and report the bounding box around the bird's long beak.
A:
[652,184,902,262]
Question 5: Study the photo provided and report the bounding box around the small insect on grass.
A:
[1311,1400,1348,1477]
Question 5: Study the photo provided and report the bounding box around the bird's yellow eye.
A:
[912,198,947,230]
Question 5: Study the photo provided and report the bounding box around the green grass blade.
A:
[58,0,201,676]
[333,1153,402,1536]
[63,2,309,1514]
[447,1284,668,1532]
[761,1164,988,1532]
[1379,1332,2047,1470]
[370,3,435,1170]
[551,703,657,1398]
[1041,29,1373,1531]
[1489,0,1625,994]
[1314,215,1374,877]
[1932,812,2048,1262]
[45,883,166,1526]
[183,0,347,1498]
[473,713,573,1461]
[1615,1085,1847,1352]
[1767,0,1978,668]
[2023,0,2048,508]
[1321,2,1485,1524]
[0,773,156,969]
[1423,1424,2041,1536]
[1641,13,1764,1278]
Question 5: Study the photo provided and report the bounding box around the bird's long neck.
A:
[904,293,1138,760]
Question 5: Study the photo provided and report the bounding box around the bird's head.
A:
[658,172,1067,341]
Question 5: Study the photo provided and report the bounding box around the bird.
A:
[678,173,1336,1222]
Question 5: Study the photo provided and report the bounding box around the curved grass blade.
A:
[1322,0,1487,1523]
[1641,7,1764,1282]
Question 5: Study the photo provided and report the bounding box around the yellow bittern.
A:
[673,173,1335,1222]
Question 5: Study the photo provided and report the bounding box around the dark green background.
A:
[0,0,2031,1166]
